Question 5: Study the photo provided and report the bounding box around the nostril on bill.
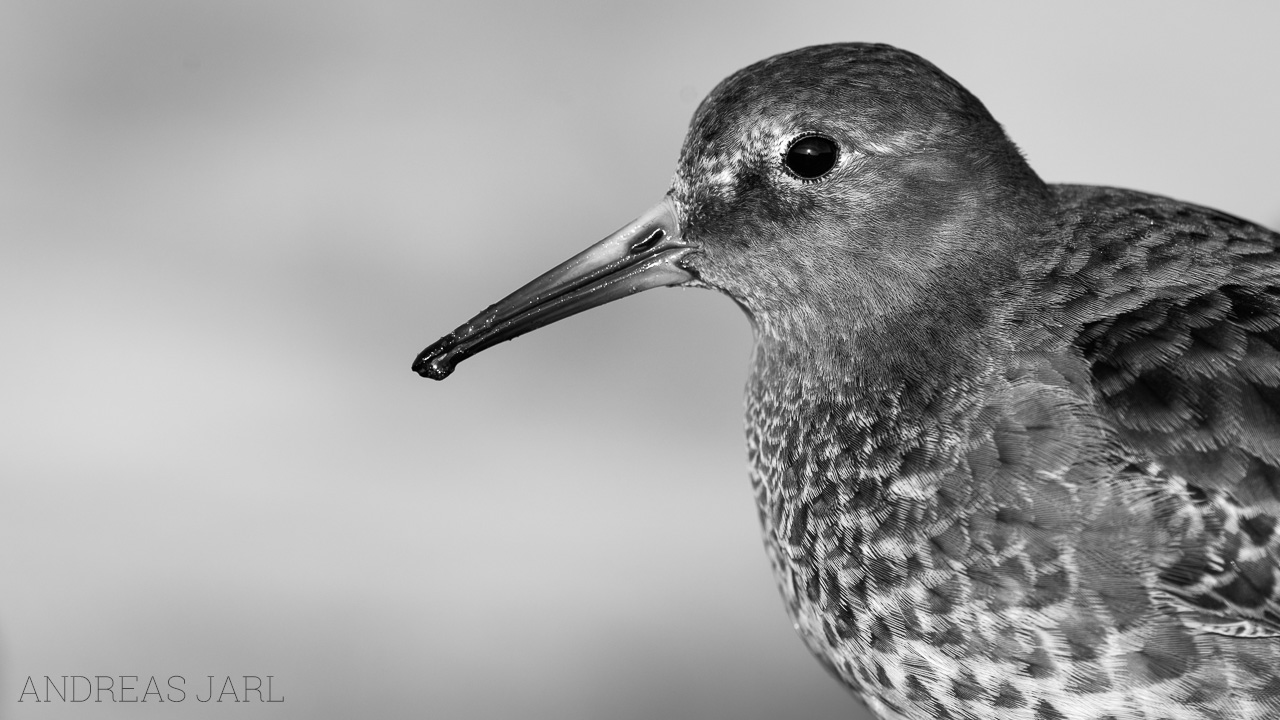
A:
[630,229,665,254]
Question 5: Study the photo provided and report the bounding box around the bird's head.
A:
[415,43,1050,380]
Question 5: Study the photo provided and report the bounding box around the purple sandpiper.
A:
[414,43,1280,720]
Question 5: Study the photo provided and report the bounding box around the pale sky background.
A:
[2,2,1278,719]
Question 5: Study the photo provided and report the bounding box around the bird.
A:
[413,43,1280,719]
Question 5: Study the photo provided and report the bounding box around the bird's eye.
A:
[783,135,838,180]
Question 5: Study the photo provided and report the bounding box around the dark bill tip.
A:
[412,335,460,380]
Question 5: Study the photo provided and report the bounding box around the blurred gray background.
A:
[2,1,1278,719]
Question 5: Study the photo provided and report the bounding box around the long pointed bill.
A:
[413,198,694,380]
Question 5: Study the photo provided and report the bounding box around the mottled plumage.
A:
[415,44,1280,719]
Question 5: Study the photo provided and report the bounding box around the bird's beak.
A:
[413,198,694,380]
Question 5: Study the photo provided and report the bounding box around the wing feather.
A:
[1050,185,1280,634]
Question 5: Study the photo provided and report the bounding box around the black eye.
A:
[783,135,838,180]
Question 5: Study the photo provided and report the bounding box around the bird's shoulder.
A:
[1036,185,1280,493]
[1031,184,1280,636]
